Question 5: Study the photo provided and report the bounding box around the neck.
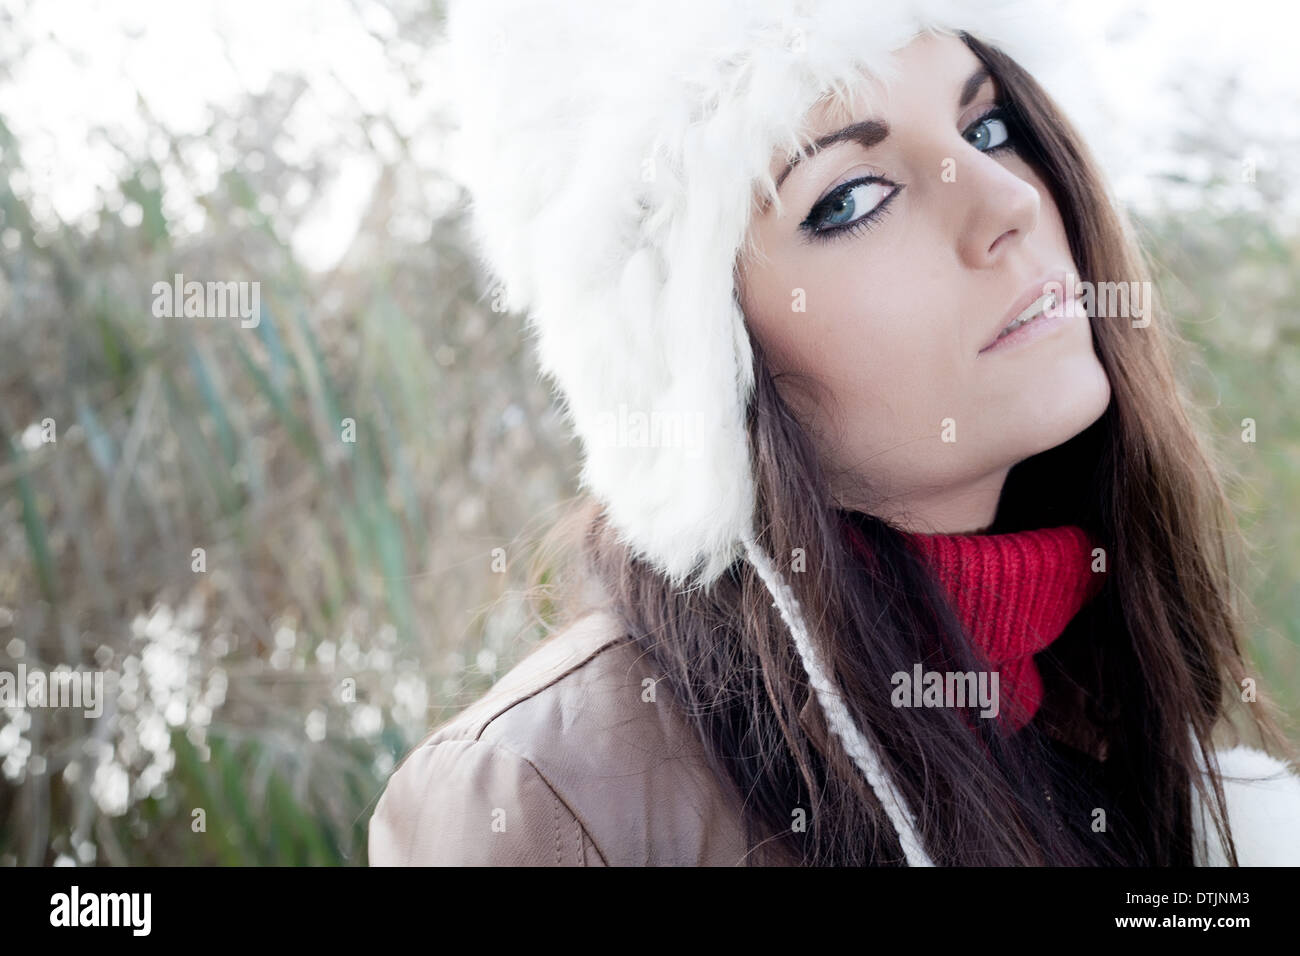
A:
[837,468,1011,536]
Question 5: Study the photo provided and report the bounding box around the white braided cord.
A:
[741,532,935,867]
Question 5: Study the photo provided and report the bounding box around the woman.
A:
[369,0,1300,866]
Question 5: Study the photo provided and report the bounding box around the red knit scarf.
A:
[843,518,1107,734]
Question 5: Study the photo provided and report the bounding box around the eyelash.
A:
[799,103,1019,244]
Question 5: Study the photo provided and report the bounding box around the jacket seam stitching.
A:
[496,742,611,867]
[470,637,633,743]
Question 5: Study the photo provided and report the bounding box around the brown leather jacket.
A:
[368,609,751,865]
[368,610,1300,866]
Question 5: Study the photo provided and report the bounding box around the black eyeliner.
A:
[798,100,1018,243]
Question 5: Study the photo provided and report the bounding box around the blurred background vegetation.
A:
[0,1,1297,865]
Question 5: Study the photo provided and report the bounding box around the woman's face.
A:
[737,31,1111,533]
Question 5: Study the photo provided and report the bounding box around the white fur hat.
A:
[435,0,1085,866]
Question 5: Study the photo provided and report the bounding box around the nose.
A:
[954,152,1041,269]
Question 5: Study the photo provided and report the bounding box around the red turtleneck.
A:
[843,519,1107,734]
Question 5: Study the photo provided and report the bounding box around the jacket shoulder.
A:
[367,731,601,865]
[369,609,748,866]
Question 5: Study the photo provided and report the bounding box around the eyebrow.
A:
[772,66,992,196]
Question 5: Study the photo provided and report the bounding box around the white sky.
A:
[1054,0,1300,215]
[0,0,1296,272]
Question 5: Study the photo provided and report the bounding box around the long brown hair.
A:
[521,31,1293,865]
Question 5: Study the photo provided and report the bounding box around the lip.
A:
[977,269,1079,355]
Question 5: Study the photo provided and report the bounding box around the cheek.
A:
[748,245,963,439]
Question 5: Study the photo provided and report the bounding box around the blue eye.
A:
[965,105,1015,153]
[797,104,1017,244]
[801,179,902,243]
